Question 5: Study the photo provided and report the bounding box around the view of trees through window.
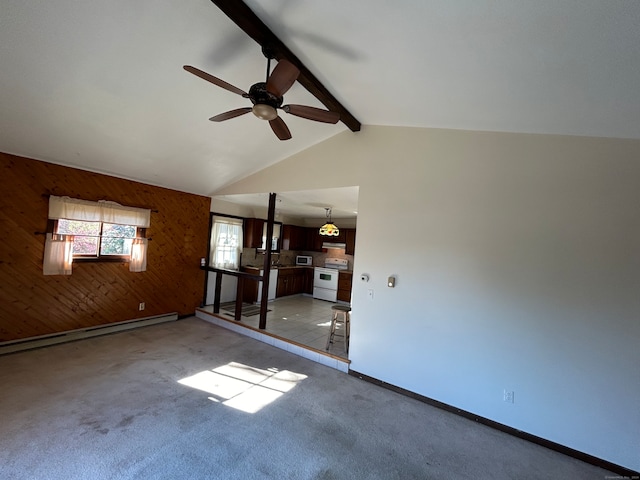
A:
[56,220,136,257]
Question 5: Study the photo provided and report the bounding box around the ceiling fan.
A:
[183,47,340,140]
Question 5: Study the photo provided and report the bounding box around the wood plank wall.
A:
[0,153,211,342]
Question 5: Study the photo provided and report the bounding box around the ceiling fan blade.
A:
[183,65,248,97]
[209,107,252,122]
[282,105,340,124]
[269,116,292,140]
[266,59,300,97]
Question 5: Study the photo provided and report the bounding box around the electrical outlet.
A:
[503,390,514,403]
[139,302,145,311]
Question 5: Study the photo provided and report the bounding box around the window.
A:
[210,216,243,270]
[44,195,151,274]
[55,219,139,259]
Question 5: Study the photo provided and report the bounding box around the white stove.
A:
[313,258,349,302]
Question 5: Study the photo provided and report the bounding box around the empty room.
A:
[1,1,639,478]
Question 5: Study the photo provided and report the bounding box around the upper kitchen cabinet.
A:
[344,228,356,255]
[282,224,306,251]
[261,222,282,252]
[306,227,325,252]
[281,223,356,254]
[243,218,281,251]
[307,227,351,252]
[243,218,264,249]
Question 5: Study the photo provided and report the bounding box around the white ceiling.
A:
[2,1,639,211]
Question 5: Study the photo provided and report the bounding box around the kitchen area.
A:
[239,219,355,306]
[199,187,358,360]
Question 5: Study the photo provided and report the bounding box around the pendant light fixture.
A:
[319,207,339,236]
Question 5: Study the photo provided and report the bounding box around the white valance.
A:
[48,195,151,227]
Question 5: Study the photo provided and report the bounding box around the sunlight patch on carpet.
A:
[178,362,307,414]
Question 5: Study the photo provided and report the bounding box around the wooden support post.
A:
[201,270,209,308]
[259,193,276,329]
[201,213,214,307]
[234,277,244,321]
[213,271,222,314]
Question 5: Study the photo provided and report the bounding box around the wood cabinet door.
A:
[305,227,323,252]
[337,272,352,291]
[244,218,264,249]
[275,268,292,297]
[282,224,293,251]
[293,270,306,294]
[337,271,353,303]
[276,275,288,298]
[337,288,351,302]
[294,225,307,250]
[242,278,259,303]
[282,224,306,251]
[345,228,356,255]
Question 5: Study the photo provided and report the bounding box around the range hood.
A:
[322,242,346,250]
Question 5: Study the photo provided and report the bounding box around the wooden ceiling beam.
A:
[210,0,361,132]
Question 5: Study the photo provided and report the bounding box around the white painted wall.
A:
[214,126,640,471]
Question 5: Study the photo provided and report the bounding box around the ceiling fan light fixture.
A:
[252,104,278,120]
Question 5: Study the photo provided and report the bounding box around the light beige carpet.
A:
[0,317,617,479]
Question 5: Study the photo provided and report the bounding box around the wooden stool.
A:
[326,305,351,354]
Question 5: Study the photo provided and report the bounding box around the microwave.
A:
[296,255,313,266]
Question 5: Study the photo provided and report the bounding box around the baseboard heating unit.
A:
[0,313,178,355]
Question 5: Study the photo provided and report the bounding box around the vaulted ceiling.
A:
[2,1,639,201]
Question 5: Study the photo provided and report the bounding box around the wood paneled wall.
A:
[0,153,211,342]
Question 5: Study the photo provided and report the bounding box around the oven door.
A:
[313,267,338,302]
[313,268,338,290]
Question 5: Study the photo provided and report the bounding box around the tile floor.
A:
[200,295,349,359]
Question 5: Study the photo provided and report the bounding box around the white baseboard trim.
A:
[0,313,179,355]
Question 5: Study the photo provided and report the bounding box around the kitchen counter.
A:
[243,264,313,270]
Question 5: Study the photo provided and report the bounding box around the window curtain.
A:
[48,196,151,227]
[129,238,148,272]
[210,217,243,270]
[43,233,74,275]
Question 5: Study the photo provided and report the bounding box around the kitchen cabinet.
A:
[260,222,282,251]
[306,228,325,252]
[305,226,353,252]
[334,229,347,243]
[281,224,306,251]
[242,267,260,304]
[243,218,264,249]
[281,224,356,254]
[244,218,281,251]
[276,267,312,297]
[337,271,353,303]
[344,228,356,255]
